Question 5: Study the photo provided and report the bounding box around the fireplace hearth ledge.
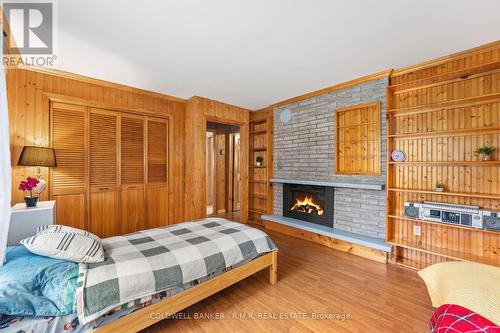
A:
[261,214,391,252]
[270,178,384,191]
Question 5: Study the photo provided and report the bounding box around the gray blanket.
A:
[76,218,277,324]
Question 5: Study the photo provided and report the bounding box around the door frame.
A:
[204,115,247,222]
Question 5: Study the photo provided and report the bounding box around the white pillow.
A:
[21,231,104,264]
[37,225,99,240]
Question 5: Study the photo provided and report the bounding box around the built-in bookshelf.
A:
[386,41,500,269]
[248,108,273,225]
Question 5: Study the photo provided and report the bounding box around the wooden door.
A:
[146,117,168,228]
[50,102,88,229]
[120,114,146,234]
[232,133,241,211]
[215,131,227,213]
[206,131,216,215]
[89,108,119,237]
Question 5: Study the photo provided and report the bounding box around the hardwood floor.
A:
[143,230,434,333]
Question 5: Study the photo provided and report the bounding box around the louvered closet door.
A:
[120,114,146,234]
[146,117,169,228]
[89,108,119,237]
[50,103,87,230]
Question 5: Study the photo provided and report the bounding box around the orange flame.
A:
[291,195,324,215]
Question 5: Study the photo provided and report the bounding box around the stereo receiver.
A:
[404,201,483,229]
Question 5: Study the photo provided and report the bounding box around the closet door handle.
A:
[99,187,109,191]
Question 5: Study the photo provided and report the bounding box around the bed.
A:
[0,218,278,333]
[430,304,500,333]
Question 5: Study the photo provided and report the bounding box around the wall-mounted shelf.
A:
[271,178,385,190]
[248,108,273,225]
[387,93,500,116]
[387,188,500,200]
[249,193,267,199]
[248,208,267,215]
[389,62,500,92]
[387,215,500,235]
[250,119,266,125]
[386,44,500,269]
[387,238,500,266]
[389,125,500,139]
[388,161,500,166]
[249,180,267,184]
[395,257,427,271]
[250,129,267,135]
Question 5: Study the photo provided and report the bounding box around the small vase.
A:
[435,187,444,192]
[256,162,262,166]
[24,196,38,207]
[479,153,491,161]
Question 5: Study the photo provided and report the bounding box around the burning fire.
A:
[291,195,324,216]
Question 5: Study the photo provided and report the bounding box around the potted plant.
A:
[19,176,40,207]
[474,146,496,161]
[256,156,264,166]
[435,182,445,192]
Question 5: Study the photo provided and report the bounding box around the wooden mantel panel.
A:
[184,96,250,223]
[6,66,186,225]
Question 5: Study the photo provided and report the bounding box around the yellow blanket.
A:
[418,261,500,325]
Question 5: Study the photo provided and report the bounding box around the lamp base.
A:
[33,178,47,195]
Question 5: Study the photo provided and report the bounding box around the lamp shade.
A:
[17,146,57,167]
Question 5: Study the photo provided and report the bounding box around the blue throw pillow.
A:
[0,246,78,317]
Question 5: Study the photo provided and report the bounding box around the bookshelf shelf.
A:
[248,108,273,225]
[386,45,500,269]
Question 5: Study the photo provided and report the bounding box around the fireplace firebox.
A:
[283,183,334,227]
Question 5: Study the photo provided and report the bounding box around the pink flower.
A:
[27,176,39,187]
[18,176,39,195]
[19,181,28,191]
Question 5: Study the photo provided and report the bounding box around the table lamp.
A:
[17,146,57,206]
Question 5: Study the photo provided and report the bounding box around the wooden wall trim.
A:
[18,65,186,103]
[392,40,500,76]
[269,69,392,108]
[42,93,170,118]
[263,221,387,264]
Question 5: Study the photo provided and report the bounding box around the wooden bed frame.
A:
[92,250,278,333]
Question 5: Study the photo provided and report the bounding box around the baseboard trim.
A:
[263,221,388,264]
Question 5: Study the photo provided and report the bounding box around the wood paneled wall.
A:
[6,66,186,225]
[387,40,500,269]
[184,96,249,223]
[335,101,381,175]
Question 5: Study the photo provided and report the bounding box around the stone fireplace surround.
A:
[267,77,389,241]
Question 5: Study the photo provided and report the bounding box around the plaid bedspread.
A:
[76,218,277,324]
[430,304,500,333]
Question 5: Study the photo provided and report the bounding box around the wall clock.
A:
[391,149,406,162]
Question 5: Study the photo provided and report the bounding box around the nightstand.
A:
[8,200,56,246]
